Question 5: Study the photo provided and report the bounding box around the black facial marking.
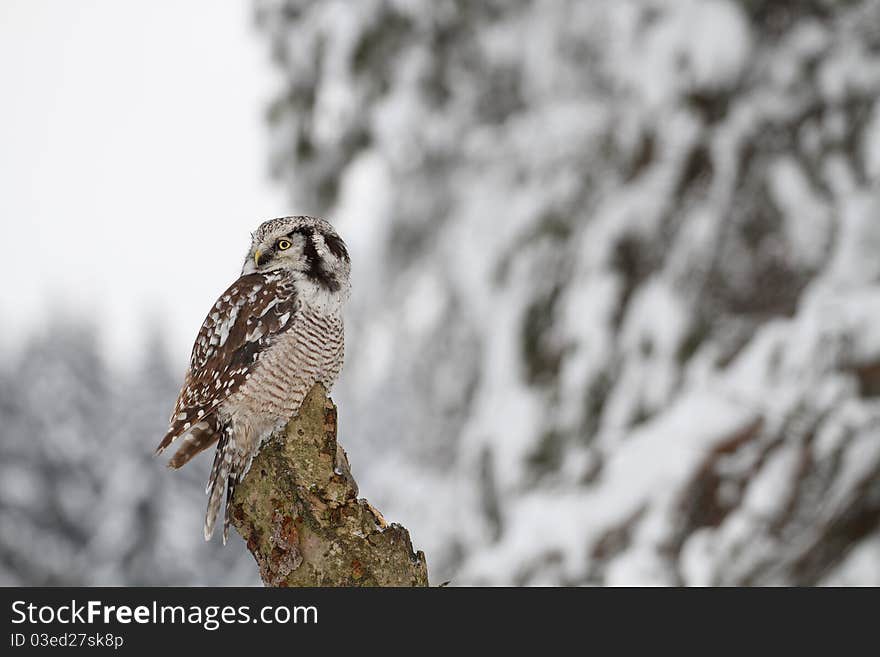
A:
[290,226,340,292]
[286,226,313,239]
[323,231,350,262]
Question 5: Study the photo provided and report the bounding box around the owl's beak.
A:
[254,250,262,267]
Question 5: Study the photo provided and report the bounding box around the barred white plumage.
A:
[157,216,351,543]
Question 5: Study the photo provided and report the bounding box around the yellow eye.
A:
[277,239,291,251]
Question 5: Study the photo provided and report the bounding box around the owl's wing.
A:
[156,271,298,463]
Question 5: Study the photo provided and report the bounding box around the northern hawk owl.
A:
[157,216,350,543]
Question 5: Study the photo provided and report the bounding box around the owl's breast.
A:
[225,305,344,421]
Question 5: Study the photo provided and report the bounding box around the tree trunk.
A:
[230,384,429,586]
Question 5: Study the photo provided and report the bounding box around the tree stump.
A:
[230,383,429,586]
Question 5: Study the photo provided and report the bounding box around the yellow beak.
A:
[254,250,262,267]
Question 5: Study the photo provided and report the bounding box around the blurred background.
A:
[2,0,880,586]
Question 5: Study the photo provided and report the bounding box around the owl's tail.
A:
[224,471,239,545]
[204,428,235,543]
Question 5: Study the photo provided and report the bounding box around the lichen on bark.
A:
[230,383,429,587]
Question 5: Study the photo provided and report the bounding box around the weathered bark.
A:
[230,383,429,586]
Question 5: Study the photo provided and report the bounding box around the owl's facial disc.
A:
[242,217,351,297]
[249,233,306,272]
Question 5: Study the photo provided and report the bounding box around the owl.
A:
[156,216,351,543]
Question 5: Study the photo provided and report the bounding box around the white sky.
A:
[0,0,286,369]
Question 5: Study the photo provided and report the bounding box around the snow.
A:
[256,0,880,586]
[769,157,832,269]
[621,0,752,106]
[462,392,756,583]
[822,531,880,586]
[4,0,880,586]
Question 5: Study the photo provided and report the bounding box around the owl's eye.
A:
[277,239,292,251]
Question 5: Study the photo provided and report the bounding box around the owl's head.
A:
[242,216,351,295]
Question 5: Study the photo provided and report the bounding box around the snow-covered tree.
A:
[0,323,257,585]
[256,0,880,584]
[0,321,112,584]
[3,0,880,587]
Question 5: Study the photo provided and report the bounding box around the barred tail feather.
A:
[220,444,263,544]
[223,471,239,545]
[204,429,232,541]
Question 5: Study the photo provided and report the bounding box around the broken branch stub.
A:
[230,383,429,587]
